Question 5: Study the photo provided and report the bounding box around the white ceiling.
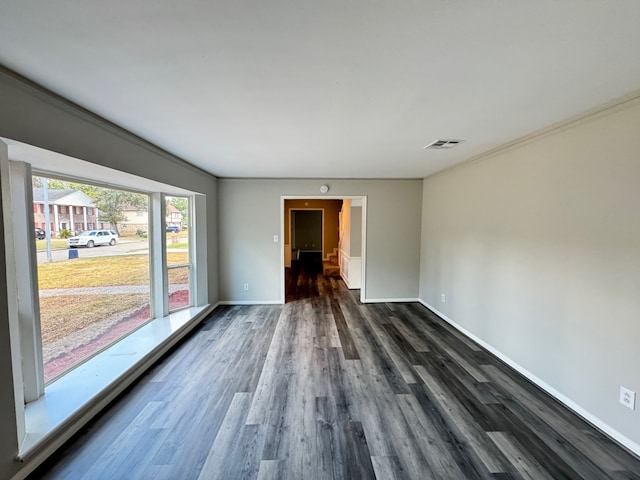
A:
[1,1,640,179]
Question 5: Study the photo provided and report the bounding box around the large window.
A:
[33,176,153,383]
[1,146,206,410]
[1,133,211,466]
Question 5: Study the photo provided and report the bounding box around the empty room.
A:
[1,2,639,479]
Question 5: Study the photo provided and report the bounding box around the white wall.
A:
[350,205,362,257]
[219,179,422,302]
[340,199,352,256]
[0,68,219,479]
[419,98,640,451]
[337,200,363,289]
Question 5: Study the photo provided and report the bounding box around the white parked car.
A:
[68,230,118,248]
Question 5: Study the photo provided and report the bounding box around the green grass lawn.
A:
[35,234,190,380]
[167,242,188,249]
[37,252,189,289]
[35,239,68,250]
[38,252,189,378]
[39,294,149,345]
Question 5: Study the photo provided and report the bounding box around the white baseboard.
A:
[217,300,283,305]
[338,250,361,290]
[362,297,419,304]
[418,299,640,458]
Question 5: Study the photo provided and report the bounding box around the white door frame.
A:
[280,195,367,304]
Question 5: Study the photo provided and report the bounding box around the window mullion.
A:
[192,194,207,306]
[149,193,168,318]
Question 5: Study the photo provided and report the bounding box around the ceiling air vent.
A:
[424,139,464,150]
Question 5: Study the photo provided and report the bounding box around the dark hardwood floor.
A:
[31,259,640,479]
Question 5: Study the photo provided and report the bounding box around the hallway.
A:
[285,251,325,302]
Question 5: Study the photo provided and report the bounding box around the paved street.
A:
[37,240,150,264]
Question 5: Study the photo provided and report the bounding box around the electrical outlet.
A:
[243,283,249,291]
[620,386,636,410]
[441,293,446,302]
[273,235,278,242]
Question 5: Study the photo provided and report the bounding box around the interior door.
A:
[292,210,322,251]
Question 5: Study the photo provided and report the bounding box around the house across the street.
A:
[32,188,99,236]
[119,204,149,236]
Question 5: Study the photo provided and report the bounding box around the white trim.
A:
[150,193,166,318]
[165,194,195,314]
[217,300,283,306]
[280,198,285,304]
[338,249,361,290]
[361,297,419,303]
[6,139,201,197]
[281,195,367,304]
[193,194,208,307]
[186,196,196,309]
[418,299,640,458]
[359,197,367,303]
[1,140,26,452]
[8,161,45,402]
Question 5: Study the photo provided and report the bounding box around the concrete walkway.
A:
[39,284,188,297]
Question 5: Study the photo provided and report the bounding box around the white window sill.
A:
[18,305,212,461]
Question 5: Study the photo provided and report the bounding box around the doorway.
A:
[281,196,366,303]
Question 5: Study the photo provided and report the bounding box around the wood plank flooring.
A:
[31,262,640,479]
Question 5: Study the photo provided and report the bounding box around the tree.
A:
[32,177,70,190]
[92,188,146,234]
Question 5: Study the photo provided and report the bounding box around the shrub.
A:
[58,229,72,239]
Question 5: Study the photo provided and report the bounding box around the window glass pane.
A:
[168,266,190,312]
[165,196,191,311]
[165,196,188,266]
[33,176,151,383]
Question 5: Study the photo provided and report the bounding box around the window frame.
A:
[2,152,206,417]
[164,194,193,313]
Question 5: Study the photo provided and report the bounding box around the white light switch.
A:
[273,235,279,243]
